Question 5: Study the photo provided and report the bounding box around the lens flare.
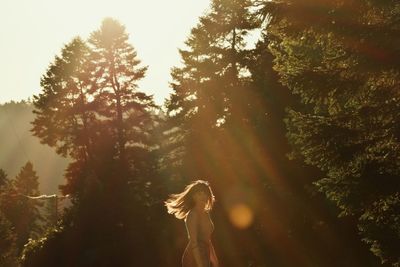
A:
[229,203,253,229]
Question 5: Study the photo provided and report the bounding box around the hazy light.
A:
[229,203,254,229]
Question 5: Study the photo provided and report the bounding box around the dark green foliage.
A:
[0,212,18,267]
[0,169,18,267]
[358,193,400,265]
[264,0,400,265]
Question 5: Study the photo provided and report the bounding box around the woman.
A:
[165,180,219,267]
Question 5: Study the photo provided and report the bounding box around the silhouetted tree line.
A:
[1,0,399,266]
[0,163,43,267]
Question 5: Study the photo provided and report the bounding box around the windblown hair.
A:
[164,180,215,219]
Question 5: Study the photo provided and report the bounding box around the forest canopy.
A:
[0,1,399,266]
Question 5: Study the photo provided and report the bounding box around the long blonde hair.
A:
[164,180,215,219]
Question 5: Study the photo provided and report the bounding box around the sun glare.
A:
[0,0,211,105]
[229,203,254,229]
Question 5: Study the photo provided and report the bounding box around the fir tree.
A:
[88,18,156,171]
[31,37,99,199]
[5,162,43,252]
[166,0,259,180]
[264,0,400,265]
[29,18,160,266]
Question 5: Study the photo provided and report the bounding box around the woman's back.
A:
[182,210,214,267]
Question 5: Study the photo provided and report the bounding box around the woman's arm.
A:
[186,211,206,267]
[210,242,219,267]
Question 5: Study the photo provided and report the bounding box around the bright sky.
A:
[0,0,211,105]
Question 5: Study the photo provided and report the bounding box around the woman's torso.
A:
[182,211,214,267]
[192,211,214,242]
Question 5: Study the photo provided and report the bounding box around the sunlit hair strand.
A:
[164,180,215,219]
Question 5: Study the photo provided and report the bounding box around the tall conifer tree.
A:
[5,162,43,252]
[264,0,400,264]
[166,0,258,180]
[31,37,99,199]
[88,18,155,170]
[30,18,159,266]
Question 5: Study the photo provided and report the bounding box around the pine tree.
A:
[32,37,93,159]
[88,17,155,168]
[31,37,101,199]
[264,0,400,265]
[30,18,160,266]
[4,162,43,252]
[166,0,259,180]
[85,16,158,229]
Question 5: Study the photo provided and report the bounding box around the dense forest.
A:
[0,0,399,266]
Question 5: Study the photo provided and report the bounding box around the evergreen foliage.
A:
[0,211,18,267]
[0,169,18,266]
[166,0,259,180]
[264,0,400,265]
[4,0,399,265]
[27,18,161,266]
[0,162,43,253]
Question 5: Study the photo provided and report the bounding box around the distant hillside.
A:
[0,101,70,194]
